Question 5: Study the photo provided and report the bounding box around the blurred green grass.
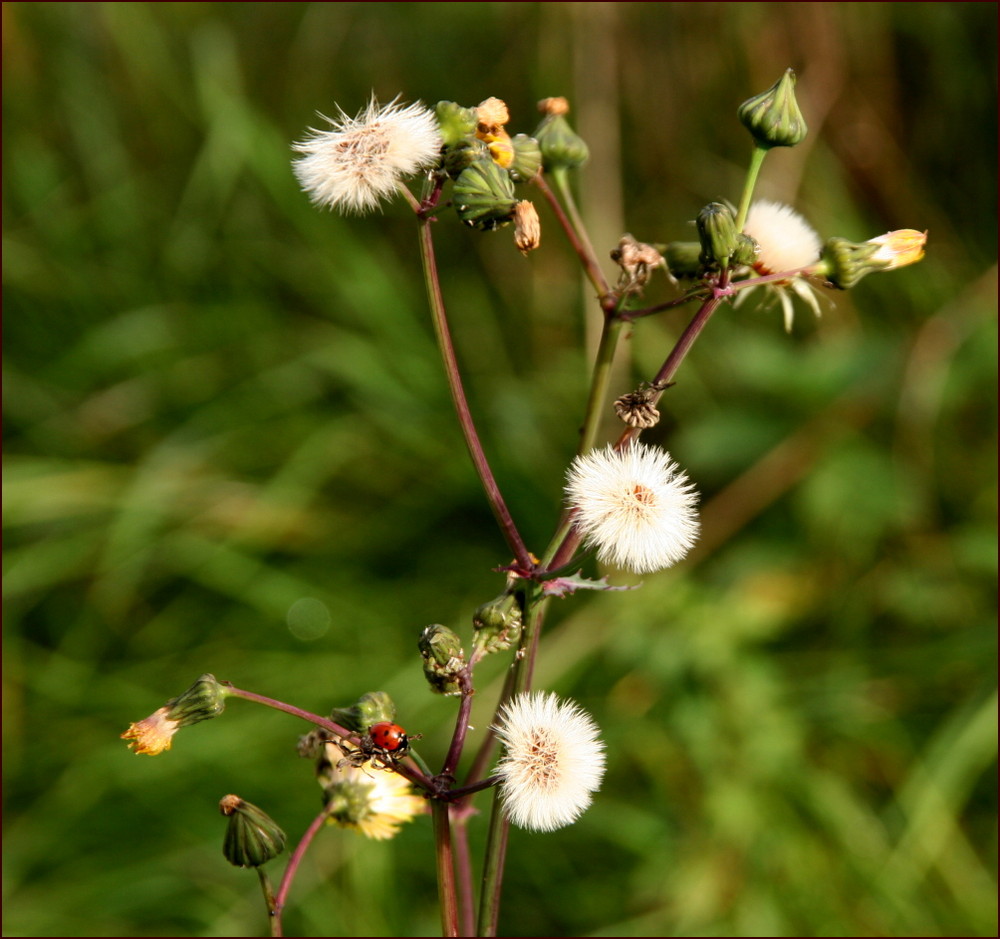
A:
[3,3,996,937]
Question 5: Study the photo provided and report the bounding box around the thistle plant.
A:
[122,73,926,938]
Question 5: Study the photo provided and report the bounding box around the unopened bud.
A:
[731,233,760,267]
[472,593,523,655]
[509,134,543,182]
[697,203,740,268]
[435,100,478,147]
[533,98,589,171]
[121,674,227,755]
[453,156,517,230]
[514,200,541,254]
[419,624,466,696]
[662,242,703,279]
[220,795,286,868]
[436,100,483,178]
[738,68,808,149]
[330,691,396,733]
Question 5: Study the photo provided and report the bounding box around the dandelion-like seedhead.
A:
[743,200,822,275]
[493,692,606,833]
[740,200,824,330]
[292,97,441,214]
[565,443,700,574]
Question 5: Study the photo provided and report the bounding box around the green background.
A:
[3,3,996,936]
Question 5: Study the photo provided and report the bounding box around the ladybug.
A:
[369,721,410,754]
[336,721,422,772]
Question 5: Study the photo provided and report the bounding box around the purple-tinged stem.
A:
[272,805,329,932]
[432,802,460,938]
[453,819,476,939]
[223,684,434,792]
[440,671,475,779]
[416,219,534,573]
[533,171,612,300]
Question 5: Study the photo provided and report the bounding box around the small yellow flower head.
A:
[819,229,928,289]
[292,96,441,214]
[866,229,927,269]
[476,97,514,168]
[514,200,542,254]
[320,741,425,840]
[121,707,179,755]
[122,674,227,755]
[476,97,510,128]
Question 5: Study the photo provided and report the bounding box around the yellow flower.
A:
[121,707,179,755]
[475,97,515,168]
[319,741,425,840]
[866,229,927,269]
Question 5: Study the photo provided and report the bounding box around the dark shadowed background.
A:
[3,3,997,936]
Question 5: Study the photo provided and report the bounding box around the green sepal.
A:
[509,134,543,182]
[453,156,517,230]
[220,796,286,869]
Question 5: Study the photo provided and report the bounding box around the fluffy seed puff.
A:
[292,96,441,214]
[740,200,824,331]
[565,443,700,575]
[493,692,606,832]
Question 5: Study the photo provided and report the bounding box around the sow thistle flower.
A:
[566,443,700,575]
[292,96,441,214]
[318,739,424,841]
[493,692,606,833]
[122,673,227,755]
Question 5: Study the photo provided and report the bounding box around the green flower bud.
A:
[533,98,589,171]
[732,233,760,267]
[472,593,522,655]
[697,203,740,267]
[121,674,228,755]
[453,155,517,230]
[738,68,808,149]
[435,101,488,179]
[509,134,543,182]
[662,242,703,279]
[330,691,396,734]
[435,100,478,147]
[166,674,227,724]
[220,795,286,868]
[419,624,466,696]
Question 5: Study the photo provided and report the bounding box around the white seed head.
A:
[292,96,441,214]
[565,443,700,574]
[493,692,606,833]
[743,200,822,275]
